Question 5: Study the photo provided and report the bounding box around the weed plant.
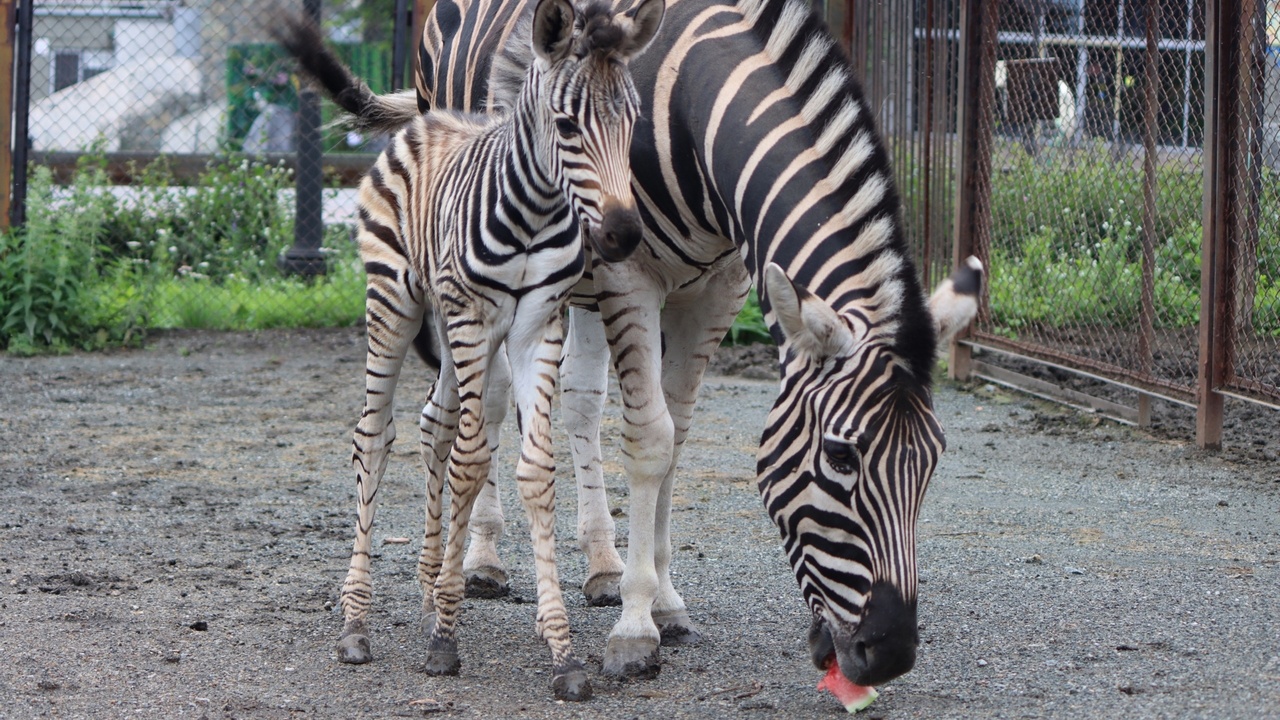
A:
[0,153,363,354]
[987,143,1280,336]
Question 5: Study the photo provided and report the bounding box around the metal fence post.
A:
[0,0,15,232]
[1196,0,1240,449]
[392,0,410,90]
[949,0,996,381]
[9,0,32,230]
[1137,0,1161,427]
[279,0,327,277]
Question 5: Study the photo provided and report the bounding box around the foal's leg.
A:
[462,349,512,598]
[508,309,591,701]
[424,325,493,676]
[337,262,426,664]
[561,306,625,606]
[417,314,458,632]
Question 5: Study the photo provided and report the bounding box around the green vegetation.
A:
[726,289,772,346]
[987,143,1280,336]
[0,155,363,355]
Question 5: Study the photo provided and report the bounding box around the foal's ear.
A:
[532,0,577,63]
[617,0,665,59]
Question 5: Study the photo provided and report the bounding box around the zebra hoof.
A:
[655,609,702,646]
[464,566,509,599]
[425,635,461,676]
[601,636,660,679]
[582,572,622,607]
[336,632,372,664]
[551,659,593,701]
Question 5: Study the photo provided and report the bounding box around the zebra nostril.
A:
[852,639,869,667]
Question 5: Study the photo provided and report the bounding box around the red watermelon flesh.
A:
[817,662,879,713]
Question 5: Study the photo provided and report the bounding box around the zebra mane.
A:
[488,0,622,113]
[738,0,937,384]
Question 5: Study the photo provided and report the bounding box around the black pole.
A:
[10,0,33,229]
[279,0,327,277]
[392,0,410,90]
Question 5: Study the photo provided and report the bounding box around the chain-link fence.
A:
[842,0,1278,447]
[976,0,1209,405]
[1,0,416,352]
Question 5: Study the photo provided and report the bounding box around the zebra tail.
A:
[271,12,419,134]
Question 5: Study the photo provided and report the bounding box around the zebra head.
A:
[528,0,663,263]
[758,260,982,686]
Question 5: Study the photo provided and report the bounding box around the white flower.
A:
[126,241,141,249]
[168,246,178,253]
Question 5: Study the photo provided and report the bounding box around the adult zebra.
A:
[284,0,982,687]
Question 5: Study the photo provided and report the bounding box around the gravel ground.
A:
[1,327,1278,720]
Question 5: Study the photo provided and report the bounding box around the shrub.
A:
[0,154,362,354]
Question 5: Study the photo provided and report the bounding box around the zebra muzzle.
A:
[588,197,644,263]
[812,581,919,686]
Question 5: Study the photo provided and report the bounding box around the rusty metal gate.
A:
[835,0,1279,449]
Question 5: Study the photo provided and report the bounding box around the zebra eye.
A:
[822,438,859,476]
[554,118,580,138]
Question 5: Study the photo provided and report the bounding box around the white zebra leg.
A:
[417,318,458,633]
[424,328,493,676]
[651,267,752,645]
[508,310,591,701]
[338,257,426,665]
[594,268,672,679]
[462,347,511,599]
[562,306,625,606]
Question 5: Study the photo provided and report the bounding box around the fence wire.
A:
[845,0,1278,441]
[969,0,1211,403]
[5,0,410,351]
[1222,0,1280,405]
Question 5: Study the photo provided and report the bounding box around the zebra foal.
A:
[276,0,663,700]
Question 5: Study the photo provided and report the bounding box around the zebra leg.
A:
[651,267,751,645]
[594,267,672,679]
[416,316,458,634]
[462,348,511,599]
[338,265,426,665]
[509,310,591,701]
[424,329,493,676]
[561,306,625,606]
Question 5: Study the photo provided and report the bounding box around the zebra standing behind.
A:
[275,0,664,701]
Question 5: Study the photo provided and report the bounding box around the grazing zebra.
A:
[284,0,982,688]
[275,0,663,700]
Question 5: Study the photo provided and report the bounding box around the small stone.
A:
[977,658,988,667]
[1065,567,1085,576]
[190,620,209,631]
[1217,500,1229,507]
[1023,554,1043,564]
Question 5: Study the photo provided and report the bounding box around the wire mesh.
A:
[1221,0,1280,405]
[967,0,1211,403]
[5,0,411,352]
[835,0,963,292]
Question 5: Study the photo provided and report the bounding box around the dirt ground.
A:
[1,327,1278,720]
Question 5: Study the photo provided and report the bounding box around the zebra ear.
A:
[765,263,856,360]
[928,256,983,347]
[618,0,665,59]
[531,0,577,63]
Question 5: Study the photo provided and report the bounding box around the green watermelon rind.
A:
[817,664,880,713]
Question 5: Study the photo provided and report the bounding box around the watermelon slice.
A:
[817,662,879,713]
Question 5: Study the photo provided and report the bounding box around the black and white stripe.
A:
[284,0,982,689]
[277,0,663,701]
